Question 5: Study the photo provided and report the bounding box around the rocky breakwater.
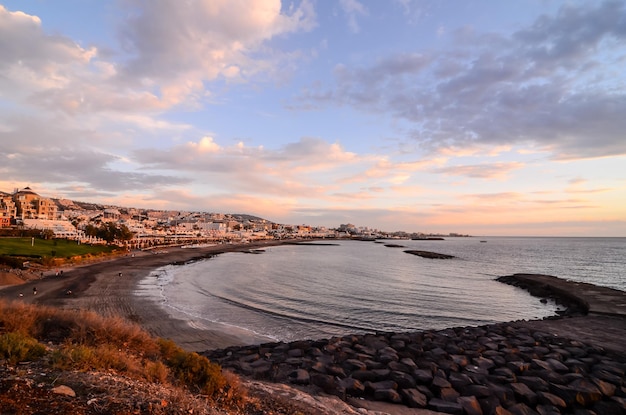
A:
[204,322,626,414]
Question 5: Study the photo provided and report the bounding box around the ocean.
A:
[136,237,625,343]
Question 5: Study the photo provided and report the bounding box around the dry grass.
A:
[0,299,245,406]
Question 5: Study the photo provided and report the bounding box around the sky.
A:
[1,1,625,236]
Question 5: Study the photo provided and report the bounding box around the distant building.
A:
[11,187,58,220]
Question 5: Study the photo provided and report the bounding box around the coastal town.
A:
[0,187,466,248]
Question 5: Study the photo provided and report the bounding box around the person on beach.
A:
[118,272,123,277]
[33,287,37,295]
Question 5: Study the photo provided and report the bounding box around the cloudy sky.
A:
[1,1,625,236]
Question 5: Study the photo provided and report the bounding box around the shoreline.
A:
[1,243,625,413]
[0,239,295,350]
[1,244,625,353]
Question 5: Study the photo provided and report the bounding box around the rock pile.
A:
[204,323,625,414]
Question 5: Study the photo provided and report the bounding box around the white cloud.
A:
[339,0,368,33]
[299,1,626,160]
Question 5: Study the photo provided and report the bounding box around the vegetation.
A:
[0,300,239,403]
[0,237,116,268]
[83,222,134,244]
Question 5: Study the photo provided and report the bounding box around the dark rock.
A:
[508,402,540,415]
[510,382,538,406]
[433,375,452,389]
[546,358,569,373]
[401,388,428,408]
[440,387,461,402]
[413,368,434,384]
[535,405,561,415]
[462,384,494,399]
[374,388,402,403]
[449,372,473,389]
[517,375,550,392]
[429,397,464,414]
[288,368,310,385]
[592,369,624,385]
[365,379,397,393]
[326,364,346,377]
[287,348,304,358]
[493,367,517,383]
[411,385,432,401]
[457,395,483,415]
[404,250,456,259]
[590,376,617,397]
[344,358,367,371]
[536,391,566,408]
[593,400,625,415]
[479,396,503,415]
[310,373,337,394]
[351,370,378,382]
[338,377,365,397]
[389,371,416,389]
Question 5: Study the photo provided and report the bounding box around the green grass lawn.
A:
[0,237,114,258]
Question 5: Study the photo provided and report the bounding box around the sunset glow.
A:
[1,1,625,235]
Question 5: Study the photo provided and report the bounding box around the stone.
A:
[310,373,337,394]
[510,382,538,406]
[429,398,464,414]
[432,375,452,389]
[449,372,473,389]
[389,371,416,389]
[462,384,494,399]
[568,378,603,406]
[351,370,378,382]
[413,368,434,384]
[457,395,483,415]
[440,387,461,402]
[592,369,624,385]
[365,379,397,393]
[536,391,566,408]
[474,356,496,371]
[344,358,367,371]
[546,358,569,373]
[507,402,540,415]
[590,376,616,397]
[51,385,76,397]
[517,375,550,392]
[494,407,514,415]
[535,405,561,415]
[401,388,428,408]
[289,369,310,385]
[373,388,402,403]
[338,377,365,397]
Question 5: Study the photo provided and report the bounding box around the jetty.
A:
[205,274,626,414]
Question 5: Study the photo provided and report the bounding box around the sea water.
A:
[136,237,625,343]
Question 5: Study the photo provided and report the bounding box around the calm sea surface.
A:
[136,237,626,342]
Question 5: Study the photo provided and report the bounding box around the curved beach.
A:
[1,244,625,353]
[1,244,625,414]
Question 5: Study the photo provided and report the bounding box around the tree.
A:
[40,229,55,240]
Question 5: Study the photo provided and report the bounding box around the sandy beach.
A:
[1,242,625,356]
[0,241,289,351]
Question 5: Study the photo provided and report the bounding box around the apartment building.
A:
[0,187,58,225]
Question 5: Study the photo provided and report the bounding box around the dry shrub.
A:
[158,338,228,398]
[0,299,244,407]
[0,300,46,335]
[145,360,170,383]
[0,332,47,364]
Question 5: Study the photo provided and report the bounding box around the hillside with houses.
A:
[0,187,341,248]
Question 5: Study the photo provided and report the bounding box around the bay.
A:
[136,237,626,342]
